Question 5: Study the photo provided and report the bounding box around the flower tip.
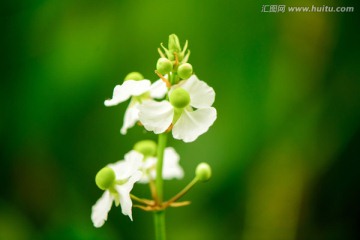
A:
[195,162,212,182]
[168,34,181,52]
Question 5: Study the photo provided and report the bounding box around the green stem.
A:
[155,133,167,202]
[154,211,166,240]
[154,133,167,240]
[163,177,198,208]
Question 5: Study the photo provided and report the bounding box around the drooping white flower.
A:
[91,151,143,227]
[104,77,167,134]
[137,147,184,183]
[139,75,217,142]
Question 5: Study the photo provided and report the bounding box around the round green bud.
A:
[177,63,193,79]
[195,162,212,182]
[169,88,190,108]
[124,72,144,81]
[156,58,173,75]
[95,167,116,190]
[133,140,157,157]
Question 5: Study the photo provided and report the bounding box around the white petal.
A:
[121,170,143,192]
[122,80,152,96]
[91,191,114,228]
[149,79,168,99]
[104,80,151,107]
[138,157,157,183]
[138,100,174,134]
[172,107,217,142]
[138,148,183,182]
[123,151,143,177]
[121,102,140,135]
[109,151,143,180]
[162,147,184,180]
[116,171,142,220]
[181,75,215,108]
[104,85,130,106]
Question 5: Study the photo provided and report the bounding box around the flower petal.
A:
[104,80,151,107]
[116,171,142,220]
[172,107,217,142]
[149,79,168,99]
[138,157,157,183]
[91,191,113,228]
[139,100,174,134]
[104,85,130,106]
[121,102,140,135]
[163,147,184,180]
[180,75,215,108]
[109,151,143,180]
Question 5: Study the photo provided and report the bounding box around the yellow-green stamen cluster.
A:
[124,72,144,81]
[177,63,193,79]
[134,140,157,157]
[95,167,116,190]
[169,88,190,109]
[156,58,173,75]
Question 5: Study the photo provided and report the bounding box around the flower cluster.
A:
[91,140,183,227]
[91,34,216,231]
[104,35,216,142]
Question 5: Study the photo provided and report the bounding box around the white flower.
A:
[91,151,143,228]
[139,75,217,142]
[137,147,184,183]
[104,78,167,134]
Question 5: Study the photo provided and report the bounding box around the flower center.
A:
[134,140,157,157]
[169,88,190,108]
[124,72,144,81]
[95,167,116,190]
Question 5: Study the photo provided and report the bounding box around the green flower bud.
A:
[168,34,181,53]
[177,63,193,79]
[156,58,173,75]
[195,163,212,182]
[169,88,190,108]
[124,72,144,81]
[95,167,116,190]
[134,140,157,157]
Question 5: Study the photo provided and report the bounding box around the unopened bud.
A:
[95,167,116,190]
[156,58,173,75]
[168,34,181,53]
[177,63,193,79]
[134,140,157,157]
[170,88,190,108]
[124,72,144,81]
[195,162,212,182]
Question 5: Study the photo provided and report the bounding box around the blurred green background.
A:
[1,0,360,239]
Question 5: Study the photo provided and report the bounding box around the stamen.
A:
[173,52,179,67]
[155,70,171,88]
